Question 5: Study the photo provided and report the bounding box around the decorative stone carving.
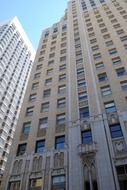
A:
[32,156,43,172]
[12,159,23,175]
[54,152,64,168]
[113,138,127,158]
[107,112,119,125]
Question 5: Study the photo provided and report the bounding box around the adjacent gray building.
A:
[0,17,35,178]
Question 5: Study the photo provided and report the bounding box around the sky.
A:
[0,0,68,49]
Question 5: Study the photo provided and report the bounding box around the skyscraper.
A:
[0,17,35,180]
[1,0,127,189]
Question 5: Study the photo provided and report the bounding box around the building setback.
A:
[0,17,35,180]
[1,0,127,189]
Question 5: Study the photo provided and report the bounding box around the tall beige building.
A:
[1,0,127,189]
[0,17,35,180]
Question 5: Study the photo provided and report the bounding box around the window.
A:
[35,140,45,153]
[36,64,43,70]
[53,27,58,33]
[116,29,124,35]
[120,35,127,42]
[60,56,66,62]
[90,38,97,44]
[98,73,108,82]
[78,79,86,88]
[112,57,121,65]
[120,81,127,91]
[113,24,120,29]
[76,58,83,64]
[60,49,66,54]
[95,62,104,69]
[45,78,52,85]
[49,53,55,58]
[41,102,49,112]
[52,175,65,184]
[91,45,99,51]
[51,41,56,45]
[93,53,101,60]
[61,43,66,48]
[50,46,56,51]
[45,31,49,37]
[110,124,123,138]
[55,136,65,149]
[116,165,127,176]
[52,35,57,40]
[43,89,51,98]
[8,181,20,190]
[30,178,43,188]
[59,64,66,71]
[41,45,46,49]
[32,82,39,90]
[39,117,48,129]
[101,86,112,96]
[108,48,117,55]
[47,69,53,76]
[57,98,66,108]
[82,130,92,143]
[61,37,66,42]
[29,93,37,102]
[76,50,82,56]
[62,24,67,31]
[48,60,54,66]
[104,101,116,113]
[78,92,88,101]
[56,114,66,125]
[26,106,34,116]
[59,74,66,81]
[80,107,89,118]
[77,68,84,76]
[17,143,26,156]
[38,57,44,62]
[105,40,113,46]
[116,67,126,77]
[58,85,66,94]
[22,122,31,135]
[40,50,45,55]
[103,34,110,39]
[34,73,41,79]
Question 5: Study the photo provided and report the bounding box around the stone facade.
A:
[1,0,127,190]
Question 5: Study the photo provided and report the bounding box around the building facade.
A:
[1,0,127,189]
[0,17,35,179]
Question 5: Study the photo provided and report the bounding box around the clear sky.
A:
[0,0,68,49]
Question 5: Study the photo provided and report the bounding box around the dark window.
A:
[26,107,34,116]
[82,130,92,144]
[17,143,27,156]
[116,67,126,77]
[35,140,45,153]
[22,122,31,135]
[98,73,108,82]
[110,124,123,138]
[80,107,89,118]
[43,89,51,97]
[55,136,65,149]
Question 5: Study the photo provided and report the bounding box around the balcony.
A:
[78,142,97,156]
